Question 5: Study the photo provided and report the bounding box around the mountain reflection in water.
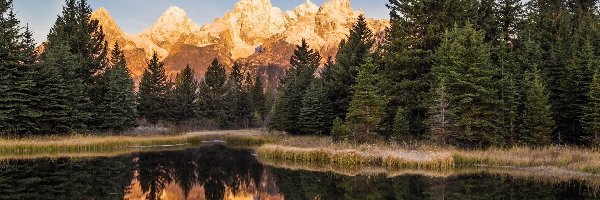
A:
[0,144,598,200]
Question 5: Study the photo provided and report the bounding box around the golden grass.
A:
[0,130,271,159]
[452,146,600,174]
[254,134,600,175]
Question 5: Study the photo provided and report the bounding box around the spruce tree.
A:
[428,78,452,145]
[432,23,503,147]
[559,41,596,144]
[476,0,500,44]
[391,107,410,141]
[344,57,387,143]
[383,0,478,138]
[520,68,554,146]
[323,15,374,121]
[38,43,88,133]
[497,0,523,42]
[298,80,334,135]
[331,117,349,142]
[138,52,172,124]
[0,0,39,134]
[582,69,600,146]
[92,43,137,131]
[172,65,199,124]
[198,59,228,128]
[249,74,268,123]
[271,40,319,134]
[44,0,110,131]
[225,63,252,128]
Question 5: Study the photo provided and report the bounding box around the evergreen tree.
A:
[559,41,596,144]
[271,40,319,134]
[0,0,39,134]
[298,80,334,135]
[249,74,268,123]
[391,107,410,141]
[323,15,374,121]
[138,52,172,124]
[525,0,572,143]
[476,0,500,43]
[331,117,349,142]
[344,57,387,143]
[43,0,110,131]
[428,78,452,145]
[172,65,199,123]
[582,69,600,146]
[92,43,137,131]
[198,59,228,128]
[383,0,478,138]
[225,63,252,128]
[496,44,520,145]
[432,23,503,148]
[497,0,523,42]
[37,43,89,133]
[520,68,554,146]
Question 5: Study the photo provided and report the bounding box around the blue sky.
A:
[12,0,390,44]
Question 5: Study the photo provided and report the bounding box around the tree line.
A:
[0,0,268,135]
[271,0,600,148]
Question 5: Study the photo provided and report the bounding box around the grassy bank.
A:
[255,135,600,174]
[0,130,599,176]
[0,130,270,159]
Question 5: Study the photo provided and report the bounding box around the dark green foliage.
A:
[249,74,268,123]
[345,57,387,143]
[331,117,349,142]
[582,69,600,146]
[323,15,374,121]
[428,79,452,145]
[298,80,334,135]
[476,0,500,43]
[37,43,89,133]
[391,107,410,141]
[497,0,523,42]
[433,23,503,148]
[138,52,172,124]
[45,0,108,82]
[382,0,478,138]
[198,59,228,128]
[495,44,520,145]
[92,43,137,131]
[559,41,596,143]
[0,0,39,134]
[271,40,320,134]
[225,63,253,128]
[520,67,554,146]
[172,65,199,123]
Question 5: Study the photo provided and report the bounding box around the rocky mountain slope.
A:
[91,0,389,80]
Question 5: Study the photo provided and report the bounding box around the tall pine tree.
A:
[432,23,503,148]
[198,59,228,128]
[323,15,374,121]
[0,0,39,134]
[271,40,320,134]
[582,69,600,146]
[298,80,334,135]
[172,65,199,124]
[344,57,387,143]
[92,42,137,131]
[520,67,554,146]
[138,52,172,124]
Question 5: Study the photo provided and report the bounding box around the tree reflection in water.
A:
[0,144,598,200]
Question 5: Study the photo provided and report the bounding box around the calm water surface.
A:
[0,144,598,200]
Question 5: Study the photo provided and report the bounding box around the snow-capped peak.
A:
[140,6,201,50]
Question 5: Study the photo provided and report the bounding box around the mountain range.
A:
[90,0,389,80]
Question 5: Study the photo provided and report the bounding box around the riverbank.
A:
[0,130,270,159]
[256,135,600,174]
[0,129,599,175]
